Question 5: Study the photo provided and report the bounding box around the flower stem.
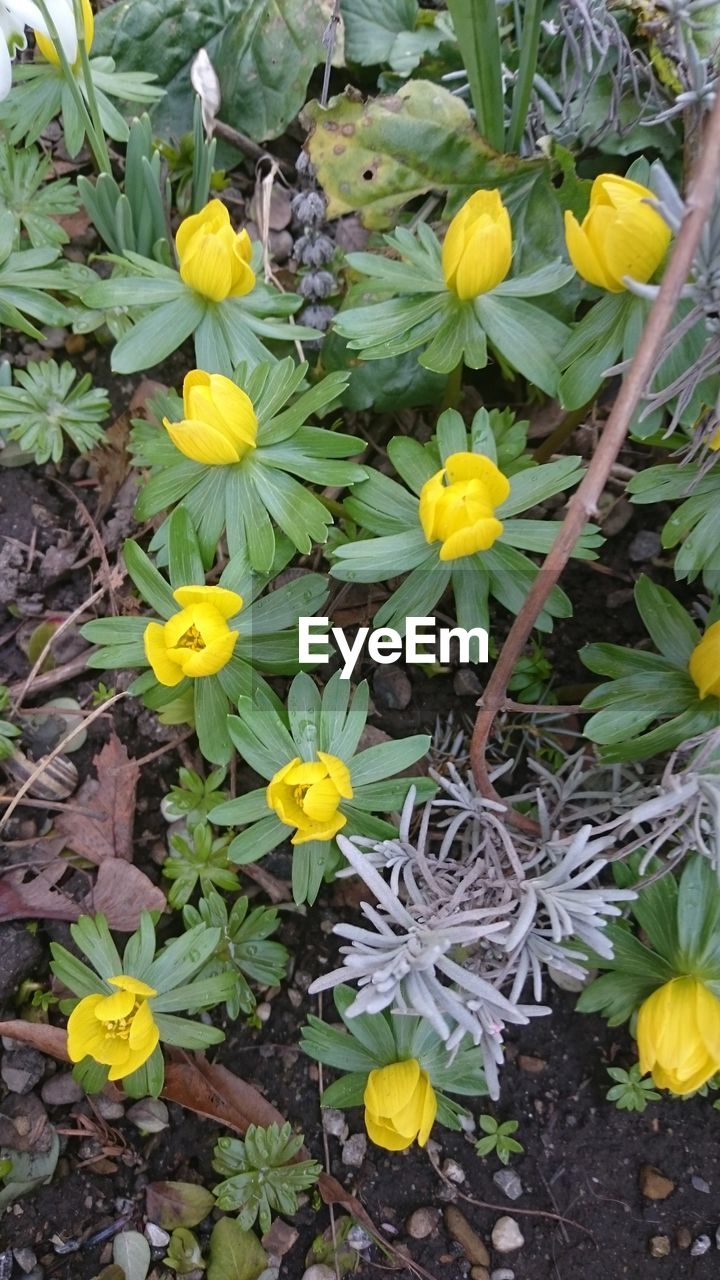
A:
[507,0,543,154]
[447,0,505,151]
[442,359,464,411]
[33,0,110,175]
[72,0,111,174]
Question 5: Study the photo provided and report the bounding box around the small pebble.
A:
[493,1169,523,1201]
[94,1095,124,1121]
[12,1250,37,1274]
[1,1049,45,1094]
[454,668,482,698]
[341,1133,367,1168]
[444,1206,490,1265]
[639,1164,674,1200]
[691,1235,712,1257]
[373,666,412,710]
[302,1267,336,1280]
[491,1271,515,1280]
[41,1074,83,1107]
[691,1173,710,1194]
[517,1054,546,1074]
[256,1002,272,1022]
[144,1223,170,1249]
[677,1227,692,1249]
[470,1269,489,1280]
[491,1217,524,1254]
[321,1109,348,1141]
[406,1208,440,1240]
[649,1235,671,1258]
[628,529,661,562]
[441,1158,466,1184]
[347,1225,372,1251]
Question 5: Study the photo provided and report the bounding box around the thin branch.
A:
[470,89,720,821]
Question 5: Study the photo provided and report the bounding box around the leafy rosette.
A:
[80,507,328,764]
[627,459,720,590]
[210,670,434,905]
[130,359,363,571]
[331,406,601,634]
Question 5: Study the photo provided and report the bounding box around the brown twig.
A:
[8,653,92,699]
[469,89,720,821]
[428,1150,594,1240]
[12,586,105,713]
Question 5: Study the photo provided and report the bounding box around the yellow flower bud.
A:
[689,619,720,699]
[163,370,258,466]
[564,173,671,292]
[67,974,159,1081]
[35,0,94,66]
[144,585,243,687]
[637,976,720,1094]
[441,189,512,300]
[266,752,353,845]
[418,451,510,561]
[176,199,256,303]
[363,1059,437,1151]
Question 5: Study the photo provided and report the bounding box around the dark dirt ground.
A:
[1,352,713,1280]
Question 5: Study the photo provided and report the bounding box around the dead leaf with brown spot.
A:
[55,734,138,863]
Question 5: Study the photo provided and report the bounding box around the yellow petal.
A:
[173,586,243,619]
[180,236,234,302]
[285,760,330,787]
[229,249,257,297]
[178,627,237,677]
[696,981,720,1062]
[164,605,202,649]
[440,517,504,560]
[364,1060,421,1118]
[290,810,346,845]
[129,1000,160,1054]
[416,1072,437,1146]
[183,372,257,451]
[302,776,343,822]
[564,210,618,291]
[164,416,243,465]
[318,751,353,799]
[94,988,135,1022]
[444,452,511,504]
[689,621,720,699]
[418,471,444,544]
[592,174,658,210]
[108,975,157,998]
[601,203,671,287]
[176,200,230,259]
[365,1111,413,1151]
[267,781,307,829]
[67,995,103,1062]
[452,211,512,299]
[144,621,185,687]
[269,758,302,787]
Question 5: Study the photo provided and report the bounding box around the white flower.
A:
[0,0,78,99]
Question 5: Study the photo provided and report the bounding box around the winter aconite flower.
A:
[564,174,671,292]
[34,0,93,65]
[67,975,159,1081]
[364,1060,437,1151]
[441,189,512,300]
[689,621,720,700]
[266,752,353,845]
[418,451,511,560]
[163,370,257,466]
[637,976,720,1094]
[0,0,79,95]
[144,586,242,686]
[176,199,255,303]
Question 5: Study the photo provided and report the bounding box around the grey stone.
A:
[373,666,412,711]
[1,1048,45,1094]
[321,1109,348,1141]
[302,1268,337,1280]
[93,1095,124,1120]
[441,1158,466,1184]
[347,1225,372,1251]
[144,1223,170,1249]
[691,1174,710,1194]
[491,1217,525,1253]
[493,1169,523,1201]
[454,668,482,698]
[491,1271,515,1280]
[406,1208,440,1239]
[13,1250,38,1274]
[341,1133,367,1168]
[691,1235,712,1256]
[0,925,43,1001]
[628,530,661,562]
[41,1073,83,1107]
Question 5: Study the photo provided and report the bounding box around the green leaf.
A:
[111,292,206,374]
[194,677,231,766]
[677,856,720,971]
[350,736,430,787]
[95,0,328,144]
[207,1216,267,1280]
[475,294,567,396]
[301,80,544,229]
[146,1181,215,1230]
[343,0,418,65]
[123,540,177,618]
[634,574,700,665]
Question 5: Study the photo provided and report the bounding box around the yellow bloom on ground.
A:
[564,173,671,292]
[637,976,720,1094]
[67,974,159,1081]
[418,451,510,561]
[35,0,94,65]
[364,1059,437,1151]
[266,752,353,845]
[163,370,258,465]
[441,189,512,300]
[144,585,242,687]
[689,620,720,700]
[176,199,255,303]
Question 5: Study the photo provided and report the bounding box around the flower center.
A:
[105,1015,132,1040]
[293,783,310,807]
[176,624,206,652]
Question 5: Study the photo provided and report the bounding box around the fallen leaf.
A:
[55,734,138,862]
[0,1021,69,1062]
[85,861,165,931]
[162,1058,290,1138]
[207,1217,267,1280]
[87,413,131,520]
[0,864,81,924]
[261,1217,298,1259]
[146,1180,215,1229]
[129,379,168,417]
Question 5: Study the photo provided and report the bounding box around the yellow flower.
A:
[163,370,258,466]
[689,620,720,700]
[418,451,510,561]
[442,189,512,300]
[564,173,671,292]
[364,1060,437,1151]
[176,199,255,303]
[144,585,242,687]
[35,0,94,66]
[67,974,159,1081]
[266,752,353,845]
[637,976,720,1094]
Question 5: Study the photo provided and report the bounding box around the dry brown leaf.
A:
[85,861,165,931]
[55,734,138,863]
[162,1058,291,1138]
[0,863,81,923]
[87,413,131,519]
[0,1020,70,1061]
